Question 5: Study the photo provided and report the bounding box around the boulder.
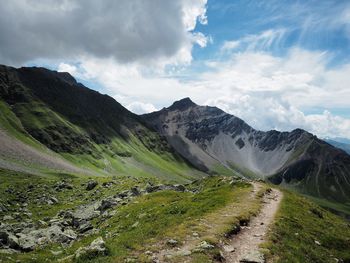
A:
[0,231,9,247]
[193,241,215,252]
[3,215,14,221]
[17,234,36,251]
[7,233,19,249]
[166,239,178,247]
[98,198,118,212]
[77,222,93,233]
[0,231,19,250]
[75,237,107,259]
[145,185,162,193]
[54,181,73,191]
[130,187,141,196]
[116,190,130,199]
[240,250,265,263]
[0,203,8,213]
[47,196,58,205]
[172,184,186,192]
[102,182,114,188]
[86,180,98,191]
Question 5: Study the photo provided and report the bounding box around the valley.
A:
[0,65,350,262]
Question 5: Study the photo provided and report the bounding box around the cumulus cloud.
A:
[126,102,158,114]
[57,62,78,75]
[205,96,350,139]
[0,0,208,66]
[60,46,350,139]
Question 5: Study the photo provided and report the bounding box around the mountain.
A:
[326,139,350,154]
[0,66,350,263]
[143,98,350,204]
[0,65,203,182]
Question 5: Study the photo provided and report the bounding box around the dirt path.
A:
[151,182,263,262]
[221,187,283,263]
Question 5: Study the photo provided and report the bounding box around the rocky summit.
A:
[143,98,350,203]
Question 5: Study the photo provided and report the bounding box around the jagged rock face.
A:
[143,98,350,203]
[143,98,311,176]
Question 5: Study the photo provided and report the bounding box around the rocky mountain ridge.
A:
[143,98,350,203]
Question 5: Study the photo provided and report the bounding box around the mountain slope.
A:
[143,98,350,204]
[0,65,203,182]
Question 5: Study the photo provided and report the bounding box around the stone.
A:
[48,196,58,205]
[166,239,178,247]
[145,185,161,193]
[86,180,98,191]
[98,198,118,212]
[315,240,321,246]
[50,250,63,256]
[75,237,107,259]
[130,187,141,196]
[0,231,9,247]
[78,222,93,233]
[0,203,8,213]
[240,250,265,263]
[3,215,13,221]
[116,190,130,199]
[173,184,186,192]
[196,241,214,250]
[72,203,100,222]
[7,234,19,249]
[54,181,73,191]
[131,221,139,228]
[62,229,77,241]
[102,181,114,188]
[18,234,36,251]
[192,232,199,237]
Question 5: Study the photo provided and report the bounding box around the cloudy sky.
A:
[1,0,350,139]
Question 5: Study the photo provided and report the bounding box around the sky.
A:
[1,0,350,139]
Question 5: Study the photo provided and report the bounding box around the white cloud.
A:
[58,47,350,140]
[126,102,158,114]
[221,40,240,52]
[57,63,78,75]
[205,96,350,139]
[0,0,208,66]
[220,29,287,54]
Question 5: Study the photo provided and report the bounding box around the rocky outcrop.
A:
[0,182,188,253]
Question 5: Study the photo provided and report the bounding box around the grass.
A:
[1,96,204,183]
[0,172,253,263]
[263,190,350,263]
[160,181,268,263]
[307,195,350,220]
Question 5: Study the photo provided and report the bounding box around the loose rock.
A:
[75,237,107,259]
[86,180,98,191]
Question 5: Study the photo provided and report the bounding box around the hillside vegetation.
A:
[0,65,203,182]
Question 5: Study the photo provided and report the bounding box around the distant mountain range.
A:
[0,64,350,207]
[325,139,350,154]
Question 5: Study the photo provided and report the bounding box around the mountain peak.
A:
[168,97,197,111]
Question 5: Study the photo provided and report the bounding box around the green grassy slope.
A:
[263,190,350,263]
[0,65,204,182]
[0,171,248,263]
